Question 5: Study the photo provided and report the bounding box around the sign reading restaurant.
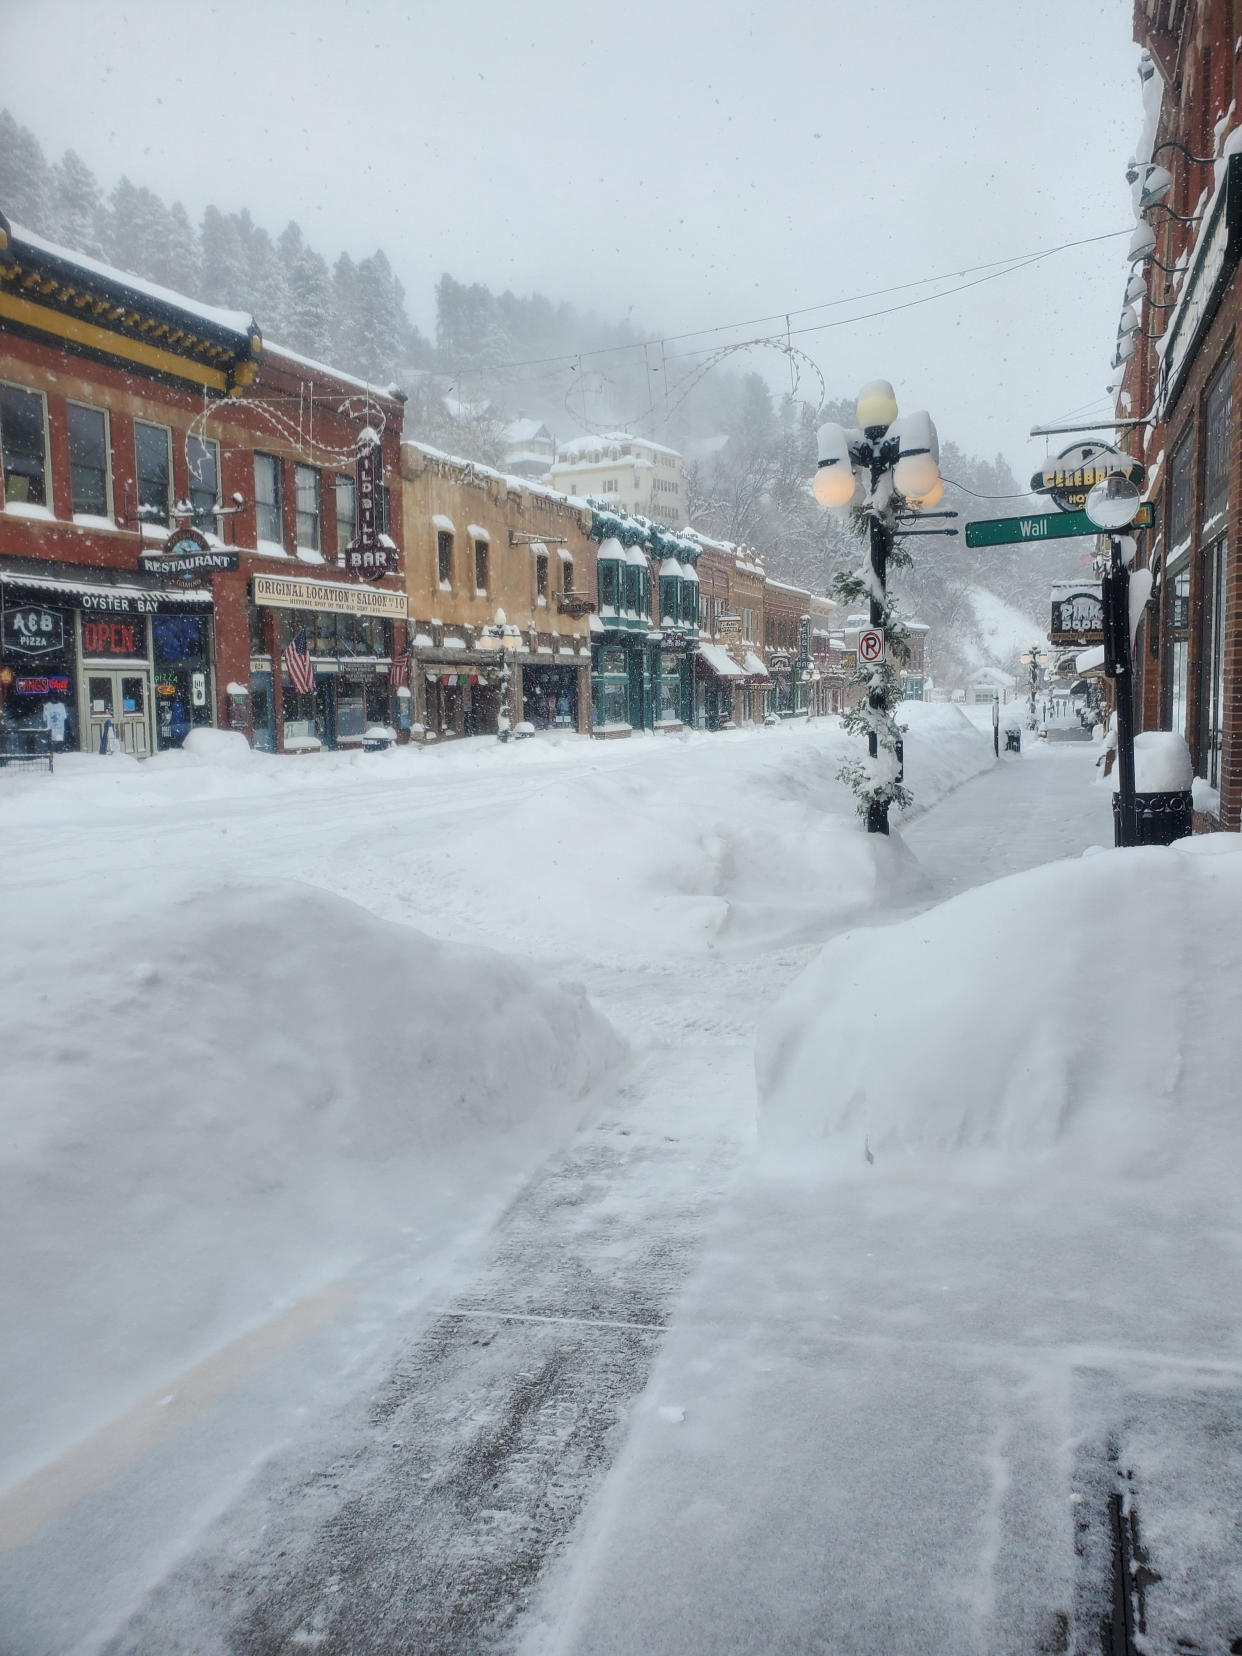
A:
[251,573,408,619]
[139,526,240,578]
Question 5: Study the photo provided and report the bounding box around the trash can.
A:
[1113,789,1194,847]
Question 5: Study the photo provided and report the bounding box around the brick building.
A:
[0,212,407,757]
[1117,3,1242,827]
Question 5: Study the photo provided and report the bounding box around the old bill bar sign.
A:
[1030,441,1145,512]
[138,526,239,578]
[966,502,1154,549]
[344,428,399,578]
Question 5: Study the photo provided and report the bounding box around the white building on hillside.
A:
[503,417,556,480]
[549,432,686,525]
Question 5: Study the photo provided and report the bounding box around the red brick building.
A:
[1119,2,1242,827]
[0,212,406,757]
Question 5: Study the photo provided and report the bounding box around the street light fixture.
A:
[481,607,522,741]
[1019,642,1049,731]
[812,380,943,834]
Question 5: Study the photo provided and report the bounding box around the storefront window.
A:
[1169,567,1191,737]
[67,403,109,518]
[660,578,678,625]
[599,562,620,609]
[1204,537,1228,787]
[337,692,367,738]
[134,421,171,527]
[187,436,220,532]
[0,383,50,507]
[1169,428,1193,552]
[1203,353,1232,530]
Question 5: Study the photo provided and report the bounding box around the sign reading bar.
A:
[1031,442,1145,512]
[252,573,407,619]
[344,432,399,577]
[966,503,1153,549]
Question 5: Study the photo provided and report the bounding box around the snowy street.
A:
[9,713,1210,1656]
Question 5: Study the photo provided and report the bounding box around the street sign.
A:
[966,502,1153,548]
[858,628,885,665]
[1030,442,1145,511]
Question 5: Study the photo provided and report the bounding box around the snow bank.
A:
[0,879,622,1488]
[1110,729,1193,792]
[758,835,1242,1179]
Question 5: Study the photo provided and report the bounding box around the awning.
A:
[743,650,773,684]
[624,542,649,567]
[695,642,746,678]
[680,561,700,584]
[597,537,625,562]
[0,557,213,612]
[659,557,681,577]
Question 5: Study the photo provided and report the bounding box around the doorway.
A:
[84,669,152,756]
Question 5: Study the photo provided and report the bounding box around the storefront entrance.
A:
[522,664,578,729]
[85,668,152,756]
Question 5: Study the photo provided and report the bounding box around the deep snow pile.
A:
[0,878,622,1489]
[758,834,1242,1179]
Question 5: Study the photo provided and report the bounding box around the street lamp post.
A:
[1019,643,1049,731]
[812,381,944,834]
[481,608,521,741]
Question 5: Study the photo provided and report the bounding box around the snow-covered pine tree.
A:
[351,249,407,383]
[160,203,201,298]
[199,205,246,308]
[104,179,170,281]
[50,150,106,258]
[0,111,54,234]
[277,223,334,359]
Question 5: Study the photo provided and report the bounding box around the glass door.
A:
[85,670,152,756]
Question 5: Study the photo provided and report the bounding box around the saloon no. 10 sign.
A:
[2,604,65,657]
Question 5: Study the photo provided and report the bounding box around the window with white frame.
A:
[187,435,220,532]
[336,475,356,559]
[134,421,172,526]
[67,402,110,518]
[254,453,283,546]
[0,383,50,509]
[295,464,321,551]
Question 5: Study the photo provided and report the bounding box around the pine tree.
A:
[0,110,54,234]
[331,252,362,371]
[278,222,333,359]
[352,249,407,382]
[51,149,106,258]
[161,203,200,297]
[199,205,245,307]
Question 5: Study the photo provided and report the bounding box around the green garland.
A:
[586,503,700,566]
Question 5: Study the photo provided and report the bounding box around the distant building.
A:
[502,417,556,481]
[549,432,686,525]
[966,666,1016,705]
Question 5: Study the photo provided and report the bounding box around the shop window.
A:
[624,565,644,613]
[475,539,489,592]
[254,453,284,547]
[134,421,172,527]
[336,475,356,560]
[67,403,110,518]
[1202,353,1232,529]
[295,464,321,551]
[1169,428,1193,552]
[1168,567,1191,737]
[437,530,453,586]
[315,610,336,654]
[152,615,209,665]
[536,553,549,598]
[187,436,220,532]
[1203,536,1228,788]
[247,604,267,656]
[599,562,619,608]
[0,382,50,508]
[82,614,148,659]
[337,692,367,739]
[563,557,574,591]
[660,578,678,624]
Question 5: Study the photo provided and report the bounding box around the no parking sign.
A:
[858,628,885,665]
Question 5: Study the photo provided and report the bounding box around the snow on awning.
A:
[431,513,456,533]
[743,651,773,683]
[659,557,681,577]
[624,543,649,568]
[467,523,490,542]
[679,561,700,584]
[1076,644,1106,675]
[596,536,625,562]
[696,642,746,678]
[529,540,549,557]
[557,546,573,562]
[0,560,213,609]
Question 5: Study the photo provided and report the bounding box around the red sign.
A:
[83,618,146,657]
[14,676,70,695]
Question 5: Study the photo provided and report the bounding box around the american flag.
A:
[285,627,315,694]
[390,650,409,688]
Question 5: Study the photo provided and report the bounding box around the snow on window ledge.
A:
[72,513,121,532]
[438,580,452,592]
[256,540,290,559]
[3,500,56,521]
[295,544,325,564]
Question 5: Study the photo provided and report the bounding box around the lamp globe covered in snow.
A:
[809,381,949,835]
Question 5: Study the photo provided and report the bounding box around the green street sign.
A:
[965,503,1153,548]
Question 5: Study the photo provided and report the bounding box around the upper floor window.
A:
[336,475,356,559]
[562,557,574,590]
[437,530,453,586]
[475,539,489,592]
[1169,427,1193,551]
[599,561,619,608]
[187,435,219,532]
[536,553,549,598]
[134,421,172,527]
[67,402,110,519]
[0,383,50,509]
[1202,351,1232,528]
[254,453,283,547]
[295,464,321,551]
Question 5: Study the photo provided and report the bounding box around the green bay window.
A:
[593,644,630,726]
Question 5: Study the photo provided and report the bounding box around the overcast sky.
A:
[6,0,1140,477]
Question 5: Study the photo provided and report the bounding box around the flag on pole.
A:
[285,627,315,694]
[390,650,409,688]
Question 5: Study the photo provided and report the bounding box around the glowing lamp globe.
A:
[855,380,898,434]
[893,410,940,501]
[812,462,858,509]
[907,477,945,510]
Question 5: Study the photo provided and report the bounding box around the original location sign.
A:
[1030,442,1145,512]
[858,628,885,665]
[966,502,1153,549]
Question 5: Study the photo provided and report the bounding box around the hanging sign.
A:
[798,615,811,671]
[3,604,65,657]
[1030,443,1145,513]
[1050,583,1105,645]
[344,431,399,577]
[139,526,239,578]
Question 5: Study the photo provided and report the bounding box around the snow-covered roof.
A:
[264,341,404,402]
[8,220,257,339]
[402,440,591,514]
[557,431,682,459]
[697,642,746,677]
[503,417,552,445]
